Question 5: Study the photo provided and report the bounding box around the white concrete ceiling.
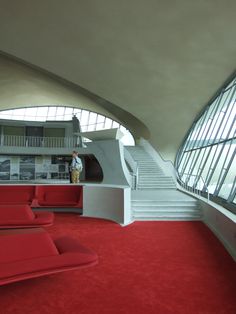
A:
[0,0,235,160]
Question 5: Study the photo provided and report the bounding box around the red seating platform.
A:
[0,185,83,208]
[0,228,98,286]
[0,185,35,204]
[0,204,54,228]
[33,185,83,208]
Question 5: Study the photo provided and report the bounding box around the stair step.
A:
[133,207,201,212]
[138,185,176,188]
[138,173,164,176]
[138,180,169,182]
[138,186,176,190]
[137,184,176,186]
[138,183,175,185]
[138,163,160,169]
[136,162,158,164]
[138,180,174,182]
[138,170,162,172]
[138,186,176,188]
[134,158,155,160]
[133,216,202,221]
[132,212,201,218]
[138,178,170,180]
[132,200,199,205]
[132,202,199,206]
[138,170,164,173]
[138,169,162,172]
[138,177,173,179]
[138,173,168,176]
[139,176,173,178]
[139,175,173,178]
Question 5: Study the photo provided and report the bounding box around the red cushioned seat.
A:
[0,228,98,286]
[0,205,54,228]
[34,185,83,208]
[0,186,35,204]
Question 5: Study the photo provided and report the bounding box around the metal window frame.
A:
[175,71,236,212]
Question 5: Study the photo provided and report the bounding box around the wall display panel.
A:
[0,156,10,180]
[0,154,103,183]
[19,156,35,180]
[175,74,236,211]
[0,155,58,181]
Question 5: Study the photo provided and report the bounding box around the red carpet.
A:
[0,213,236,314]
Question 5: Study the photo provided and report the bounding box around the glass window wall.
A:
[175,74,236,209]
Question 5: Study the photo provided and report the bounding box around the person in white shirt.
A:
[70,151,83,183]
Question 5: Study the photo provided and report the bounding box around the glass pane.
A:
[121,130,135,146]
[104,118,112,129]
[201,146,216,184]
[218,154,236,199]
[37,107,48,117]
[87,124,95,131]
[178,152,190,173]
[80,110,89,126]
[12,108,25,117]
[88,112,97,125]
[112,121,119,128]
[95,123,104,131]
[65,107,74,117]
[55,107,65,119]
[25,107,37,116]
[97,114,105,124]
[47,107,57,118]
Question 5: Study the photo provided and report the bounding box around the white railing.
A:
[181,173,210,202]
[124,148,139,189]
[0,135,78,148]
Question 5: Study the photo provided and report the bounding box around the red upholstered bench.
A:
[33,185,83,208]
[0,228,98,286]
[0,185,35,204]
[0,204,54,228]
[0,185,83,212]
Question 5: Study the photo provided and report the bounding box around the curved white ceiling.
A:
[0,0,235,160]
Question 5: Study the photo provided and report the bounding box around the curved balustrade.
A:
[1,135,78,148]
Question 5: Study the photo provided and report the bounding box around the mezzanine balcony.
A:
[0,135,78,148]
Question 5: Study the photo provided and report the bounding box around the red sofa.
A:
[33,185,83,208]
[0,204,54,228]
[0,185,83,209]
[0,186,35,204]
[0,228,98,286]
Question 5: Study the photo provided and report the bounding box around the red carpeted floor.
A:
[0,213,236,314]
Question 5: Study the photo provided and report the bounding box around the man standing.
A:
[70,151,83,183]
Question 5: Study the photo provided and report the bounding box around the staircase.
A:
[131,190,202,221]
[125,145,202,221]
[126,146,176,190]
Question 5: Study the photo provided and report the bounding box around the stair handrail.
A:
[180,173,210,202]
[135,166,139,190]
[124,148,139,190]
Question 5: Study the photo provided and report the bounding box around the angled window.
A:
[175,73,236,210]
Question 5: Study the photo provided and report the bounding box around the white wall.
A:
[177,185,236,261]
[86,140,130,186]
[83,185,131,225]
[202,201,236,261]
